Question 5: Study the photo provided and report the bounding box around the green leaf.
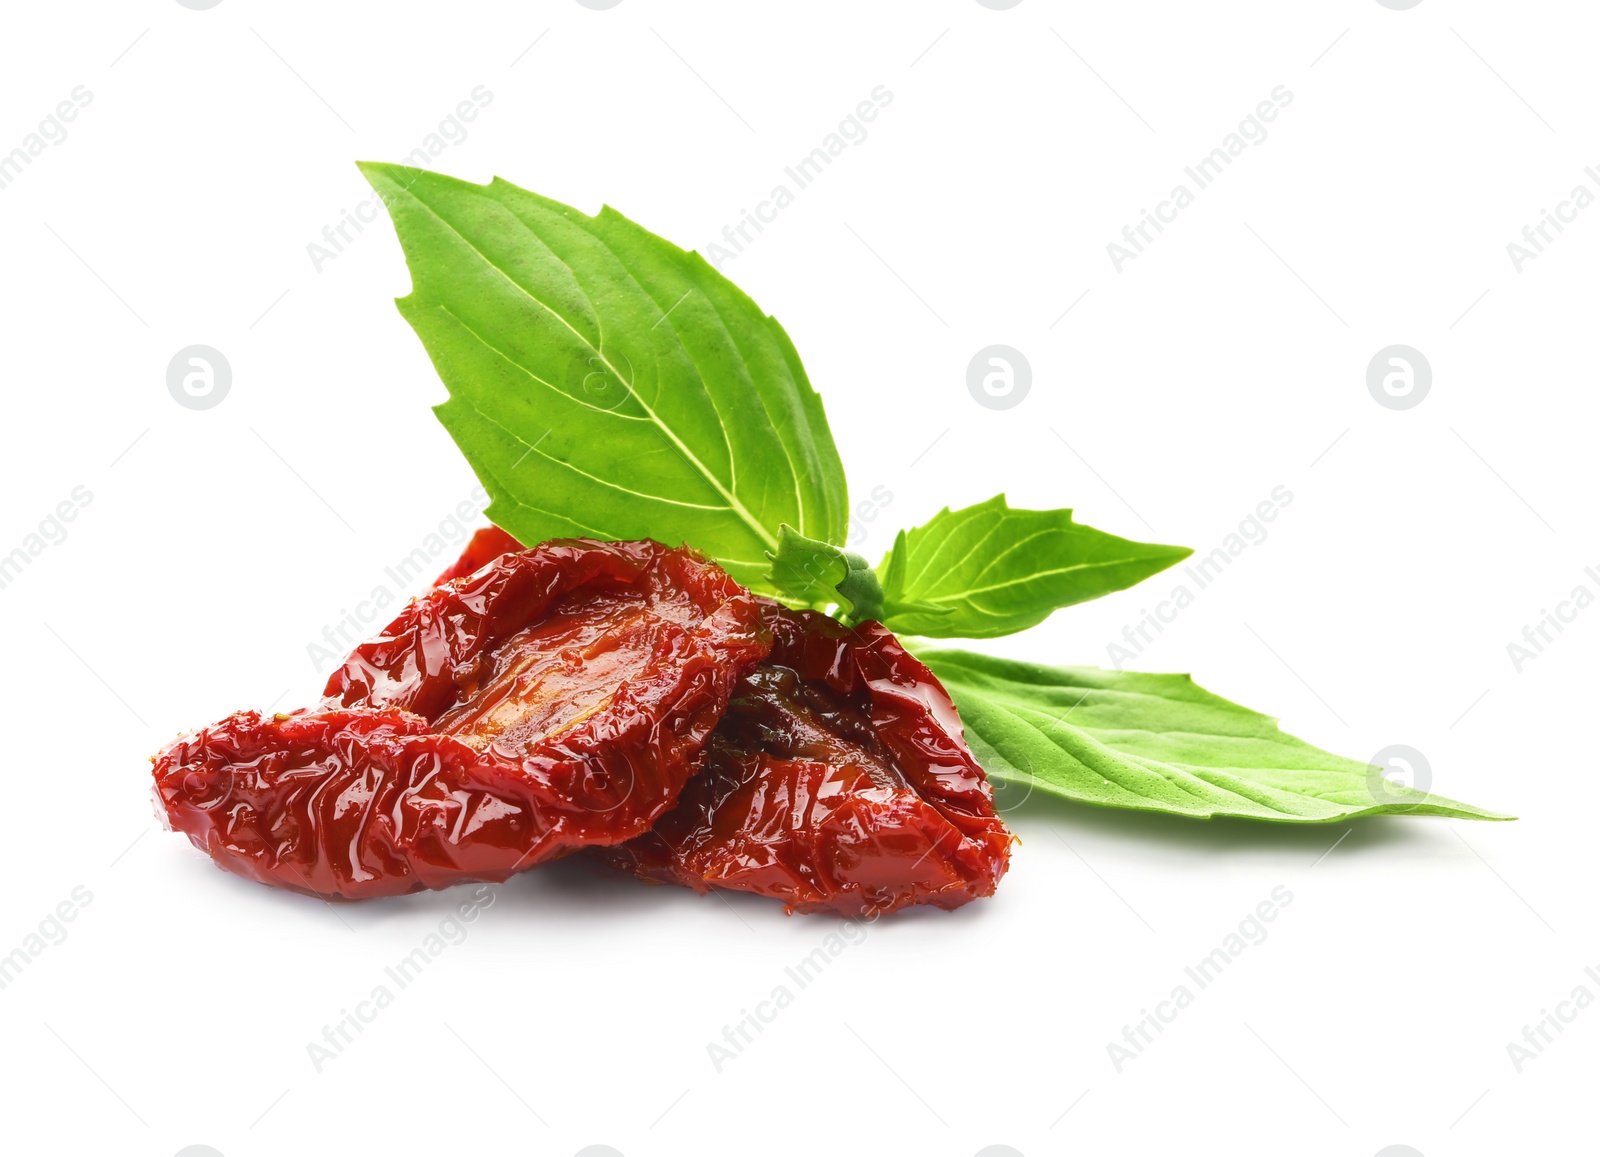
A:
[766,525,885,621]
[358,163,848,591]
[916,648,1511,823]
[876,496,1191,639]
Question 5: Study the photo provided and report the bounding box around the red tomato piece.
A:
[153,540,771,899]
[596,604,1013,917]
[432,525,524,587]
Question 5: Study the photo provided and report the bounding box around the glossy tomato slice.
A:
[597,603,1013,916]
[154,539,771,899]
[432,525,523,587]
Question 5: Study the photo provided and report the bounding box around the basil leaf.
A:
[918,649,1510,822]
[876,496,1191,639]
[359,163,848,591]
[766,525,885,621]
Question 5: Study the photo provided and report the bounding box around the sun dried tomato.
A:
[432,525,523,587]
[153,539,771,899]
[596,603,1013,917]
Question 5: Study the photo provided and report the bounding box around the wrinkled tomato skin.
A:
[432,526,524,587]
[156,709,553,898]
[153,539,771,900]
[599,604,1013,917]
[330,538,686,719]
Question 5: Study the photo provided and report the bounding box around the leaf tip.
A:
[355,159,407,187]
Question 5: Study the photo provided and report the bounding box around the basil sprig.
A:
[366,164,1504,826]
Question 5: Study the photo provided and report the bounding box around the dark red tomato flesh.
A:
[432,525,523,587]
[597,603,1014,917]
[153,540,771,899]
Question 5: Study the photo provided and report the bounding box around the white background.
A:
[0,2,1594,1155]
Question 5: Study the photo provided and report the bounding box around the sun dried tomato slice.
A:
[432,525,523,587]
[153,540,771,899]
[596,603,1013,917]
